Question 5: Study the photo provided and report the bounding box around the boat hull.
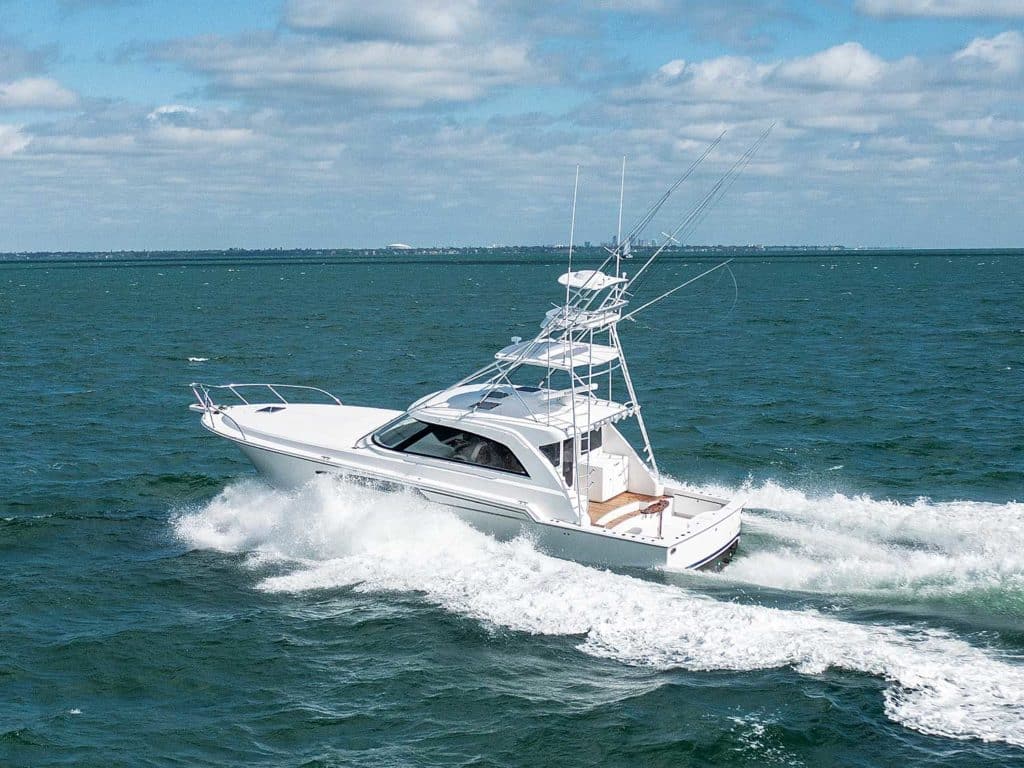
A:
[235,440,741,571]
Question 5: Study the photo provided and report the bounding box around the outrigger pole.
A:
[620,259,734,323]
[626,125,772,293]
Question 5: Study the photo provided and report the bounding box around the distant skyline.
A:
[0,0,1022,251]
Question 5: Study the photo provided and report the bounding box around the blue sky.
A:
[0,0,1022,250]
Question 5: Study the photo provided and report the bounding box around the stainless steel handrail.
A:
[190,382,343,442]
[190,382,343,408]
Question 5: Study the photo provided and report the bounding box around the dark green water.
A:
[2,250,1022,766]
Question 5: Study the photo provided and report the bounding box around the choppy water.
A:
[2,249,1022,766]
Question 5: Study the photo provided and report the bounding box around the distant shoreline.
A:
[2,245,1022,265]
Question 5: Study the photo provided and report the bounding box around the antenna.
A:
[565,164,580,313]
[616,156,625,278]
[564,164,582,521]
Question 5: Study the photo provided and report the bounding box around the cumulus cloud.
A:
[773,43,892,89]
[857,0,1024,18]
[285,0,483,42]
[144,103,256,147]
[953,30,1024,75]
[153,34,542,109]
[0,41,77,110]
[0,77,78,109]
[653,55,774,102]
[622,41,919,130]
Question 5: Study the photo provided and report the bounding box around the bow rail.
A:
[190,382,343,412]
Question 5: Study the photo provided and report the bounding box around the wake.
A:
[174,477,1024,748]
[689,479,1024,599]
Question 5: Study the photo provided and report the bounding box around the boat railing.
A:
[190,382,344,412]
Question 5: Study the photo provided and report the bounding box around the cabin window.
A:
[540,438,575,487]
[372,416,427,449]
[373,417,527,476]
[580,428,602,453]
[540,443,560,466]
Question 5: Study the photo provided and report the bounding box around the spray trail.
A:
[174,477,1024,748]
[677,480,1024,600]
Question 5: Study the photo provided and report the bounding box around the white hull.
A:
[234,437,741,570]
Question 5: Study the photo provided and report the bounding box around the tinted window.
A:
[373,416,428,449]
[540,442,561,466]
[580,428,602,453]
[374,418,527,476]
[540,438,574,486]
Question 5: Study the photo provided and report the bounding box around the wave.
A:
[681,479,1024,600]
[173,477,1024,748]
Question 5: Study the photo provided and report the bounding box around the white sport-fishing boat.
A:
[189,141,766,569]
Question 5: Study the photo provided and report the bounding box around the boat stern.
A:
[663,496,743,570]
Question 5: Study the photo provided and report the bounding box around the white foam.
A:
[187,356,209,362]
[173,478,1024,748]
[677,479,1024,597]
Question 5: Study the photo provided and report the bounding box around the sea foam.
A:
[174,477,1024,748]
[685,479,1024,598]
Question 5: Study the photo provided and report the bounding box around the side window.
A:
[372,416,428,449]
[540,443,560,466]
[375,418,528,476]
[540,438,574,487]
[401,424,472,462]
[580,428,602,453]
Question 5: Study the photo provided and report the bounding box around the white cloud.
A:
[156,35,543,108]
[4,7,1024,250]
[0,77,78,109]
[0,124,30,156]
[800,114,889,133]
[938,115,1024,138]
[774,42,890,89]
[285,0,483,42]
[146,124,255,147]
[147,104,199,120]
[953,30,1024,75]
[857,0,1024,17]
[144,103,256,147]
[654,55,774,102]
[657,59,686,78]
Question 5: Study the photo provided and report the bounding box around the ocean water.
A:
[1,249,1022,767]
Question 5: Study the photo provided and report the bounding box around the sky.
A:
[0,0,1022,251]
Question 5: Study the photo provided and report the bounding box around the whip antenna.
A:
[616,155,625,277]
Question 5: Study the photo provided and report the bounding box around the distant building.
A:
[387,243,413,250]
